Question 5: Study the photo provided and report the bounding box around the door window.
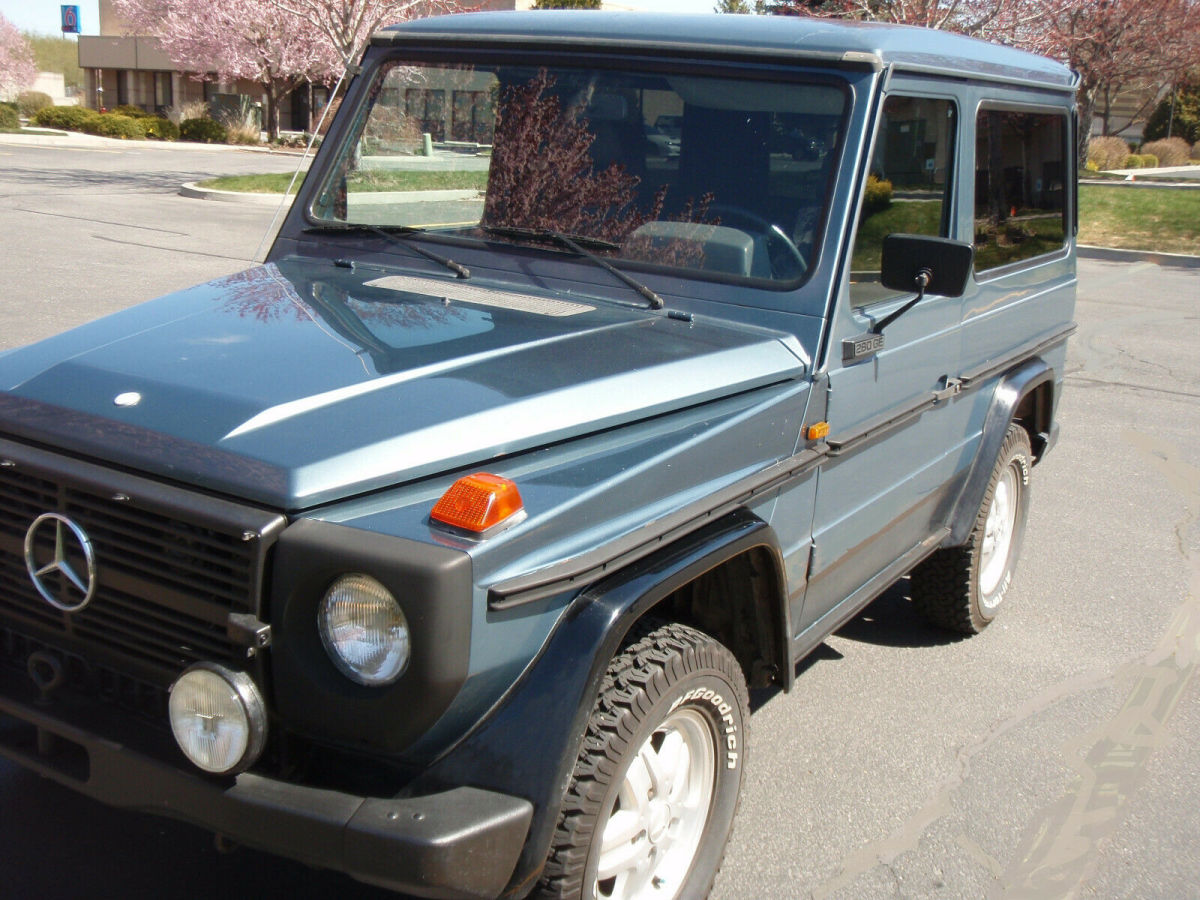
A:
[850,95,957,304]
[973,109,1067,273]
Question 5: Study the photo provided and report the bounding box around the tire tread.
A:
[536,621,747,899]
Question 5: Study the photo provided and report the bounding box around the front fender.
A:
[408,509,784,898]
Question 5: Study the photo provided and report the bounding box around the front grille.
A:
[0,441,285,692]
[1,627,169,723]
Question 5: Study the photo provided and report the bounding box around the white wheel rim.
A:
[979,463,1019,603]
[593,707,716,899]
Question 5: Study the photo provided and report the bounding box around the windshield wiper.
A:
[481,225,664,310]
[305,223,470,279]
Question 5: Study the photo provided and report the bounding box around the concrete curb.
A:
[179,182,299,204]
[350,189,484,204]
[0,130,308,156]
[1081,178,1200,190]
[1078,245,1200,269]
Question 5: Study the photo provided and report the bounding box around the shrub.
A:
[1193,141,1200,160]
[863,174,893,213]
[219,110,261,145]
[112,103,154,119]
[0,102,19,130]
[166,99,209,126]
[86,113,146,140]
[1137,153,1159,168]
[142,116,179,140]
[1088,135,1131,170]
[180,116,228,143]
[1144,80,1200,144]
[17,91,54,117]
[1084,160,1099,173]
[1122,154,1142,169]
[1139,137,1190,168]
[32,105,101,131]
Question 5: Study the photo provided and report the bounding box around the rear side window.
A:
[974,109,1067,273]
[849,95,956,304]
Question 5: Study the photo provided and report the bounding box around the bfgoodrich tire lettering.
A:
[911,423,1032,633]
[537,622,749,900]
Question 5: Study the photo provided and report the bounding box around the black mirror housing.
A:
[880,234,974,298]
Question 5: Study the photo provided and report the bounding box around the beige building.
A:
[76,0,292,121]
[76,0,529,129]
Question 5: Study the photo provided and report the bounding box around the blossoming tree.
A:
[0,14,36,100]
[112,0,340,140]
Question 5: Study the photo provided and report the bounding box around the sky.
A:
[0,0,101,35]
[0,0,717,38]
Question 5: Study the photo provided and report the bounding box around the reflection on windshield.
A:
[313,61,847,284]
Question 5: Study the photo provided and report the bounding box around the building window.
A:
[405,89,446,141]
[451,90,494,144]
[974,109,1067,273]
[154,72,172,111]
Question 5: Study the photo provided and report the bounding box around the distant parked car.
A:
[643,122,681,157]
[655,113,683,139]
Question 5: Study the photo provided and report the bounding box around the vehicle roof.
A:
[374,11,1077,92]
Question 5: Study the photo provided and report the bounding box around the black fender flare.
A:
[946,357,1054,547]
[410,508,787,898]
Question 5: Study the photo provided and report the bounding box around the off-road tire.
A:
[911,423,1032,633]
[537,621,749,900]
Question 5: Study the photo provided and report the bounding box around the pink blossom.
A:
[0,13,37,99]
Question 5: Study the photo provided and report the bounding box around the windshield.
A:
[312,60,847,285]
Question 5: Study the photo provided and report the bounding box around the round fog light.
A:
[169,663,267,775]
[319,574,410,686]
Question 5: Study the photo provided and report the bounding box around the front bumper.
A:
[0,684,532,900]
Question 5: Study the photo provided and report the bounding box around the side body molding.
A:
[410,510,787,897]
[945,357,1056,547]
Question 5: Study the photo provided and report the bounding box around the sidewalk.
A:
[1095,163,1200,184]
[0,128,306,156]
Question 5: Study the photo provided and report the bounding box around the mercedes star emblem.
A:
[24,513,98,613]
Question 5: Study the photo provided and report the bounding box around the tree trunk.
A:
[1076,82,1099,170]
[264,81,281,143]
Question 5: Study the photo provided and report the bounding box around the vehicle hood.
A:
[0,259,807,509]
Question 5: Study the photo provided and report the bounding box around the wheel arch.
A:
[413,508,788,898]
[946,357,1054,547]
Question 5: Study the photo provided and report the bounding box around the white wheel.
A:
[594,708,716,897]
[911,423,1032,633]
[538,622,749,899]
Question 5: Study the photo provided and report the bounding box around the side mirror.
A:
[880,233,974,298]
[843,234,974,365]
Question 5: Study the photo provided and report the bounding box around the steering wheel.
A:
[708,203,807,279]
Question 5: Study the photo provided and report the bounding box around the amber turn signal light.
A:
[431,473,524,533]
[806,421,830,441]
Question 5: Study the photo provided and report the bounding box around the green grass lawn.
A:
[197,169,486,194]
[1078,184,1200,256]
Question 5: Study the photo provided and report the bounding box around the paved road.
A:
[0,141,1198,899]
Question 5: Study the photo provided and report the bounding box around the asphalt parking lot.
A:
[0,138,1197,899]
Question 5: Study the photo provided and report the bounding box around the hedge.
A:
[32,106,101,131]
[180,117,228,143]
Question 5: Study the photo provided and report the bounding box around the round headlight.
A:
[169,663,266,775]
[319,574,410,686]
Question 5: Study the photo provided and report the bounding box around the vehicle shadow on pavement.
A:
[1,164,221,193]
[835,578,965,649]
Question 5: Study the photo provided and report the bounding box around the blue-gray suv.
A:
[0,12,1077,900]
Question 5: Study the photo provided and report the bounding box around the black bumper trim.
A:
[0,692,531,900]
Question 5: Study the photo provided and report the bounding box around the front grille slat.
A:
[0,443,284,721]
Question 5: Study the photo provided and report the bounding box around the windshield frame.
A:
[302,49,853,293]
